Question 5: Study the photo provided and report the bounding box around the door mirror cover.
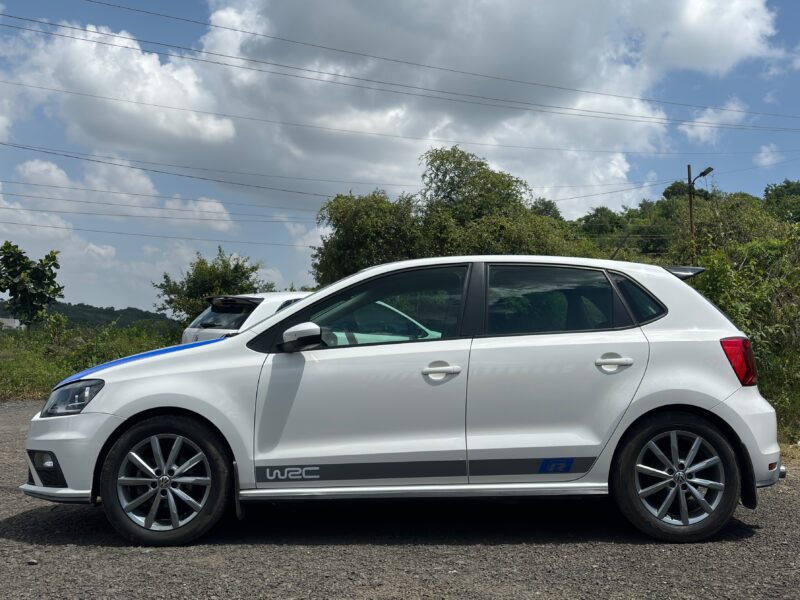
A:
[280,321,322,352]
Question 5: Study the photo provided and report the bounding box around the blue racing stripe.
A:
[55,337,225,388]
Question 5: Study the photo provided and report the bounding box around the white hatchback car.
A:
[181,292,310,344]
[21,256,784,545]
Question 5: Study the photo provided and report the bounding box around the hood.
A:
[55,338,225,388]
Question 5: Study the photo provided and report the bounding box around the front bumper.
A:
[21,410,125,502]
[19,483,91,504]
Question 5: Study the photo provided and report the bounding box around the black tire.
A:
[100,415,231,546]
[611,411,741,543]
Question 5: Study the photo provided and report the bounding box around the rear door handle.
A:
[595,357,634,367]
[422,365,462,375]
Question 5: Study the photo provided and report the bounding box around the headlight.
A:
[41,379,105,418]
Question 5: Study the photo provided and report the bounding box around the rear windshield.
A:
[188,302,258,330]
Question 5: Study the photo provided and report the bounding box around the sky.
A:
[0,0,799,311]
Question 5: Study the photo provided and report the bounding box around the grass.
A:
[0,320,181,401]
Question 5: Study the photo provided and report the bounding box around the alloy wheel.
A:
[634,430,725,526]
[116,434,212,531]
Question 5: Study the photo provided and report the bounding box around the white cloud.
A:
[762,90,777,105]
[0,0,785,307]
[678,98,748,145]
[5,24,235,150]
[753,143,783,167]
[162,196,234,232]
[13,159,233,230]
[258,266,286,290]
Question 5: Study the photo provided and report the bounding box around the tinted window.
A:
[487,266,618,335]
[189,302,257,330]
[307,266,468,347]
[610,273,666,323]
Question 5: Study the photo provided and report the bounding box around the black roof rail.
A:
[664,266,706,280]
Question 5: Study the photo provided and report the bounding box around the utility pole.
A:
[687,164,714,267]
[687,164,695,266]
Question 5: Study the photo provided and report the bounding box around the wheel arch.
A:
[90,407,237,504]
[608,403,757,509]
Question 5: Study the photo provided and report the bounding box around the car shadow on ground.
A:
[0,495,759,547]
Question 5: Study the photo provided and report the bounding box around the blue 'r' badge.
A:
[539,458,574,473]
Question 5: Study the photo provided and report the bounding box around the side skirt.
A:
[239,481,608,501]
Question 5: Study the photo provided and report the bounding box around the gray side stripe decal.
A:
[469,457,596,476]
[257,461,465,482]
[256,457,596,482]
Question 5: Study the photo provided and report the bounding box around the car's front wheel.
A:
[612,411,741,542]
[99,415,231,545]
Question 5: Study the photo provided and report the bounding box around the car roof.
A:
[357,255,666,277]
[219,291,312,301]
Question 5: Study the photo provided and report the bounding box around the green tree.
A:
[0,241,64,329]
[662,180,711,201]
[530,197,563,220]
[764,179,800,223]
[419,146,530,225]
[153,246,274,324]
[577,206,626,238]
[312,191,421,285]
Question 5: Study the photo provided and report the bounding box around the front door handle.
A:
[422,365,462,375]
[595,357,634,367]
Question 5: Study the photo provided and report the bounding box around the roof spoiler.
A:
[205,295,263,306]
[664,266,706,280]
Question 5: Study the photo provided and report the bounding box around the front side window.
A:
[306,265,469,348]
[487,265,621,335]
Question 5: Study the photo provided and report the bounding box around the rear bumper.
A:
[712,386,781,487]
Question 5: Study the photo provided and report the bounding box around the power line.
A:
[0,178,318,212]
[80,0,800,121]
[0,204,316,224]
[0,141,330,198]
[5,14,791,130]
[0,220,315,247]
[19,140,778,191]
[5,22,800,133]
[555,153,800,202]
[1,79,795,157]
[6,142,419,189]
[0,191,316,221]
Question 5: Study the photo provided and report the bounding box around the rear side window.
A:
[609,273,666,324]
[188,302,258,330]
[487,265,627,335]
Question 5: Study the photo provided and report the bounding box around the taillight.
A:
[720,337,758,386]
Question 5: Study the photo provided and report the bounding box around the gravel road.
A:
[0,399,798,599]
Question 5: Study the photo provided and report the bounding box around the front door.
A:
[254,264,472,488]
[466,264,649,483]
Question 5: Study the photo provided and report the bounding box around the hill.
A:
[0,300,175,328]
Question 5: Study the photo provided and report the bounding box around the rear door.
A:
[466,263,649,483]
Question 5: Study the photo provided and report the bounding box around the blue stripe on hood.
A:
[55,337,225,388]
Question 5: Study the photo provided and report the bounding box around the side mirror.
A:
[279,322,322,352]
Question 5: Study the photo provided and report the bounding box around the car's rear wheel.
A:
[100,415,231,545]
[612,411,741,542]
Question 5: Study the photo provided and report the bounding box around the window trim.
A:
[479,262,640,339]
[246,263,474,354]
[606,269,669,326]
